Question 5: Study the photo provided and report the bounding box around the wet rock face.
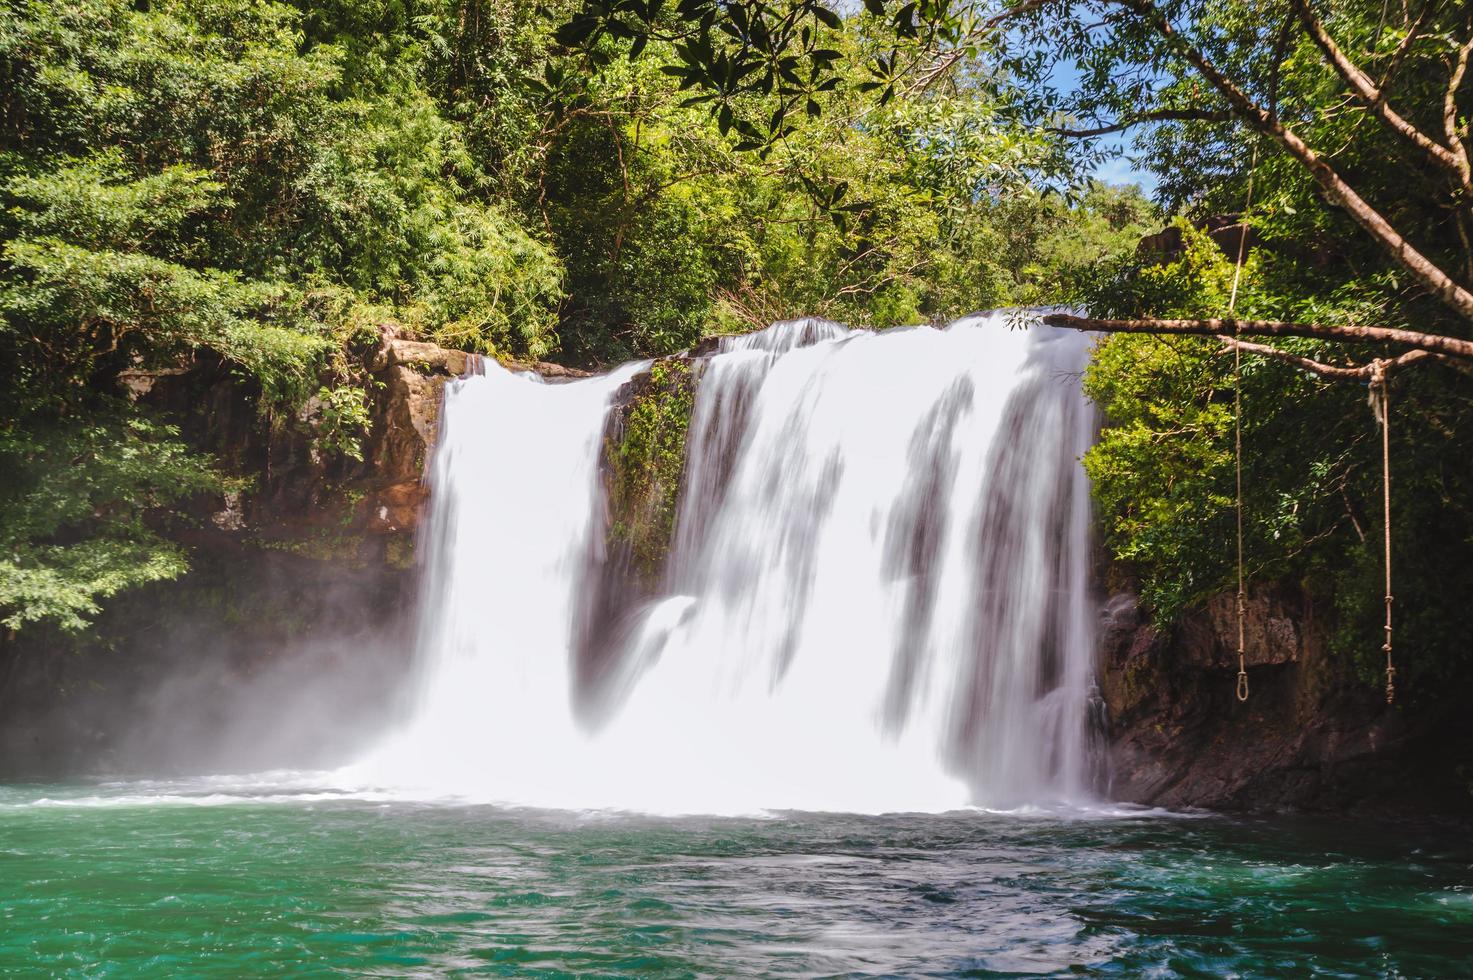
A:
[1096,584,1472,816]
[363,337,473,540]
[1180,592,1301,669]
[130,327,471,568]
[132,327,584,570]
[572,356,702,709]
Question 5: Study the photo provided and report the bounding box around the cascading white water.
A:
[354,312,1101,814]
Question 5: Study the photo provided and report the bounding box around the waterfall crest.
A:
[355,312,1100,814]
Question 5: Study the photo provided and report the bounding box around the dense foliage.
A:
[0,0,1155,633]
[1026,0,1473,696]
[0,0,537,630]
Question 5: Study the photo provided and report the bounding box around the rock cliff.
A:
[1096,584,1473,814]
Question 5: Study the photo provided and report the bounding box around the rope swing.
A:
[1158,138,1414,708]
[1369,360,1396,704]
[1228,149,1257,703]
[1232,327,1249,703]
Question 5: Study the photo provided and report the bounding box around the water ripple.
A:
[0,784,1468,977]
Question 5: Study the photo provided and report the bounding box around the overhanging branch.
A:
[1443,31,1473,190]
[1290,0,1468,190]
[1215,336,1435,379]
[1047,108,1232,138]
[1041,312,1473,360]
[1379,0,1440,89]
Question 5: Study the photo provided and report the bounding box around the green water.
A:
[1,780,1469,977]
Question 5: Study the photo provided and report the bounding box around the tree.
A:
[1020,0,1473,694]
[0,0,563,632]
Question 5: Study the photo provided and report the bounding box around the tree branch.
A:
[1215,336,1435,379]
[1444,30,1473,191]
[1112,0,1473,324]
[1268,11,1296,124]
[905,0,1057,94]
[1289,0,1467,188]
[1041,312,1473,360]
[1047,108,1232,138]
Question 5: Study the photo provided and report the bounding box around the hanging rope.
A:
[1229,149,1257,703]
[1370,359,1396,704]
[1234,338,1249,702]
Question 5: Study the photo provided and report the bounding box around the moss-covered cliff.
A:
[602,358,701,593]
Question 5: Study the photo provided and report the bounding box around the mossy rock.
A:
[602,357,701,592]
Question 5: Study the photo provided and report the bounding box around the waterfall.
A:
[354,312,1100,814]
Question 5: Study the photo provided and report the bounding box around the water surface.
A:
[2,780,1469,976]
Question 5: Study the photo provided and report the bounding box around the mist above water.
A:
[353,313,1101,814]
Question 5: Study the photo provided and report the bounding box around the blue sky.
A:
[1045,50,1161,195]
[1092,144,1159,194]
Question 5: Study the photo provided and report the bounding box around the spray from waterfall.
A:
[354,312,1101,813]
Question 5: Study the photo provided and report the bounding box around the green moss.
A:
[252,529,364,565]
[385,535,416,570]
[604,358,697,589]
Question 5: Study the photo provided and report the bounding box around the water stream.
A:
[356,313,1100,813]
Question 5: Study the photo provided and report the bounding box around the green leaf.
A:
[813,5,843,29]
[554,16,600,45]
